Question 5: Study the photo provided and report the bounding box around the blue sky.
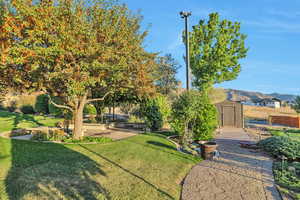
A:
[122,0,300,95]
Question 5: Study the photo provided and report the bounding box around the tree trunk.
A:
[73,108,84,139]
[73,94,87,139]
[113,102,115,121]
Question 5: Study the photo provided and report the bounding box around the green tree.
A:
[189,13,248,90]
[192,94,218,141]
[0,0,156,139]
[140,97,163,131]
[292,96,300,114]
[154,54,180,95]
[35,94,49,114]
[171,91,218,146]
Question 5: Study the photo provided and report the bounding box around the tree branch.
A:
[86,91,112,103]
[46,94,73,112]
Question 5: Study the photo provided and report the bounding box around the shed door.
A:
[223,106,236,127]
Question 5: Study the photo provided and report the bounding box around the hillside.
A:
[225,89,297,102]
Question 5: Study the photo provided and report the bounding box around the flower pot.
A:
[201,142,218,160]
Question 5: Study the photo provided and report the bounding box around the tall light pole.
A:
[180,11,192,91]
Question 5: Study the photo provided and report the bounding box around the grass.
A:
[0,111,62,133]
[0,133,200,200]
[268,129,300,138]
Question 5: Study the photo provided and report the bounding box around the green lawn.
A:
[0,111,62,133]
[0,133,200,200]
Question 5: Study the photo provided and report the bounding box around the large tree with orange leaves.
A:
[0,0,156,139]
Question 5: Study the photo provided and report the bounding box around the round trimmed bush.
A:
[20,105,35,114]
[83,104,97,115]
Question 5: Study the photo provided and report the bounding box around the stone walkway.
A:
[181,128,281,200]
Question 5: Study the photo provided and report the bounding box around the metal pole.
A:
[185,16,190,91]
[180,11,192,91]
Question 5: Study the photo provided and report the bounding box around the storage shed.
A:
[215,100,244,128]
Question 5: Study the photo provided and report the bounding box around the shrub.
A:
[84,104,97,115]
[31,130,49,141]
[139,95,171,131]
[170,91,218,145]
[140,99,163,131]
[48,129,66,141]
[31,129,67,141]
[35,94,49,114]
[273,161,300,198]
[155,95,171,125]
[192,94,218,141]
[20,105,36,114]
[62,136,113,144]
[258,136,300,160]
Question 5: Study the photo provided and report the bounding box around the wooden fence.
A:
[269,115,300,128]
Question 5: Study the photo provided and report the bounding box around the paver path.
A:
[182,128,281,200]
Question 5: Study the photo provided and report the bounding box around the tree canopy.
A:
[154,54,180,96]
[189,13,248,90]
[0,0,156,138]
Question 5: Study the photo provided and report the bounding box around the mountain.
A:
[225,89,297,102]
[267,93,298,102]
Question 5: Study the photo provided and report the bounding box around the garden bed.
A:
[167,135,214,157]
[274,161,300,200]
[258,135,300,199]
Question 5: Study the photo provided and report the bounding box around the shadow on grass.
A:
[79,145,174,199]
[124,140,199,162]
[12,113,43,129]
[146,141,177,151]
[4,139,110,200]
[0,111,44,130]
